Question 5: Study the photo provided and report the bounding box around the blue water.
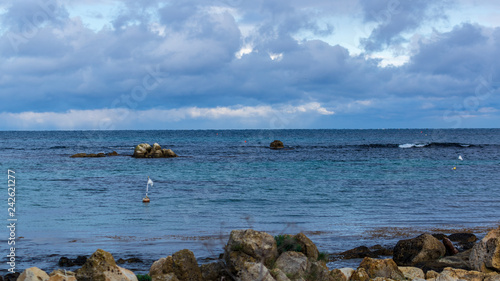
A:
[1,129,499,274]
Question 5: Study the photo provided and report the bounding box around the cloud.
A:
[0,102,334,130]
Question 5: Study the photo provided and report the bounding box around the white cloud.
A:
[0,103,334,130]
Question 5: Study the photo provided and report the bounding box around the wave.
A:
[398,142,475,149]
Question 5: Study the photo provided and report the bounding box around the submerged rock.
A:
[393,233,446,266]
[70,151,120,158]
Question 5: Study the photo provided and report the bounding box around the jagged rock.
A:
[449,233,478,251]
[333,268,355,281]
[226,229,279,268]
[153,143,162,151]
[330,269,348,281]
[133,143,152,158]
[133,143,177,158]
[200,261,228,281]
[107,151,119,156]
[294,233,319,260]
[398,266,424,280]
[163,149,177,157]
[48,270,77,281]
[239,262,276,281]
[3,272,20,281]
[75,249,138,281]
[393,234,446,266]
[225,250,257,275]
[270,140,284,149]
[275,251,309,278]
[149,256,174,280]
[350,268,369,281]
[357,257,405,280]
[117,257,143,264]
[485,273,500,281]
[308,260,334,281]
[270,268,291,281]
[437,267,485,281]
[18,267,50,281]
[470,227,500,272]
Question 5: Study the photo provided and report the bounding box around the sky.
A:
[0,0,499,130]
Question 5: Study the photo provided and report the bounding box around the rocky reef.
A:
[12,226,500,281]
[133,143,177,158]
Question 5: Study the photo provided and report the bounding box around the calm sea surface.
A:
[1,129,499,274]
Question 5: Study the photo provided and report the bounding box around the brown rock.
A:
[163,149,178,158]
[270,140,284,149]
[270,268,291,281]
[437,267,485,281]
[171,249,202,281]
[75,249,138,281]
[294,232,319,260]
[426,270,440,279]
[357,257,405,280]
[107,151,119,156]
[443,237,459,256]
[149,256,174,280]
[18,267,50,281]
[70,153,87,158]
[340,246,377,259]
[398,266,424,280]
[470,227,500,272]
[225,250,257,275]
[225,229,278,267]
[200,261,228,281]
[330,269,347,281]
[238,262,275,281]
[48,270,77,281]
[350,268,369,281]
[275,251,309,277]
[393,233,446,266]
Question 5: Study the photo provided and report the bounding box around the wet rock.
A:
[70,153,87,158]
[48,269,77,281]
[163,149,177,158]
[18,267,50,281]
[432,234,448,240]
[270,140,284,149]
[107,151,119,156]
[398,266,424,280]
[294,232,319,260]
[357,257,405,280]
[117,257,143,264]
[58,256,75,267]
[340,246,378,259]
[470,227,500,272]
[3,272,19,281]
[449,233,478,251]
[200,261,228,281]
[74,255,88,266]
[275,251,309,277]
[133,143,177,158]
[393,233,446,266]
[442,237,459,256]
[225,229,278,268]
[75,249,138,281]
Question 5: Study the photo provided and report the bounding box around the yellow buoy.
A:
[453,167,456,170]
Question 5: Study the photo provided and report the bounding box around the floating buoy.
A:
[143,196,150,203]
[453,167,456,170]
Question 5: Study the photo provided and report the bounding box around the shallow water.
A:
[1,129,499,274]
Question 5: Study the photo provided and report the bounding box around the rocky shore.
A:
[6,226,500,281]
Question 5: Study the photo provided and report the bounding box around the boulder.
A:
[3,273,20,281]
[48,270,77,281]
[117,257,143,264]
[350,268,369,281]
[470,227,500,272]
[133,143,152,158]
[436,267,485,281]
[75,249,138,281]
[485,273,500,281]
[398,266,424,280]
[74,255,87,265]
[294,233,319,260]
[426,270,440,279]
[335,268,355,281]
[308,260,334,281]
[393,233,446,266]
[107,151,119,156]
[153,143,162,151]
[226,229,279,267]
[270,140,284,149]
[200,261,228,281]
[340,246,377,259]
[449,233,478,251]
[357,257,405,280]
[18,267,50,281]
[275,251,309,278]
[239,262,276,281]
[225,250,257,275]
[149,249,202,281]
[163,149,178,158]
[58,256,75,267]
[330,269,348,281]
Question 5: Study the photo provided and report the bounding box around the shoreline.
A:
[4,224,499,278]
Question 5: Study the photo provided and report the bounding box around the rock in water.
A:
[163,148,178,158]
[75,249,138,281]
[393,233,446,266]
[225,229,279,268]
[470,227,500,272]
[357,257,405,280]
[443,237,459,256]
[270,140,284,149]
[18,267,50,281]
[133,143,178,158]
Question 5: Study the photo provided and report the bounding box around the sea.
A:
[1,129,499,275]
